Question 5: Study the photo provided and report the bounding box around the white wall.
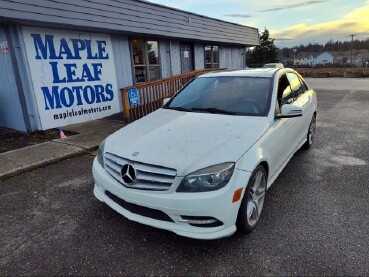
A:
[315,52,333,65]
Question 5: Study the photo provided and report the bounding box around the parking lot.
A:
[1,79,369,275]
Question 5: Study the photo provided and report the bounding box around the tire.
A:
[236,165,267,234]
[303,114,316,150]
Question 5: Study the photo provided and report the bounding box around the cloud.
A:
[224,14,254,18]
[224,0,329,21]
[274,38,295,41]
[257,0,329,12]
[271,1,369,45]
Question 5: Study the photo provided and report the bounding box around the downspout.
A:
[169,40,173,76]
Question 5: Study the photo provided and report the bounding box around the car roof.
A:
[199,68,282,78]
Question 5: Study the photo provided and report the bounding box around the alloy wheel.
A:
[246,171,266,227]
[308,116,316,145]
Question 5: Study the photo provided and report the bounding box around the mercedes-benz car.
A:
[92,68,317,240]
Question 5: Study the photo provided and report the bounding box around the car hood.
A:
[105,109,269,176]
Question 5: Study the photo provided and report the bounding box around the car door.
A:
[299,76,315,125]
[273,74,301,171]
[287,73,310,144]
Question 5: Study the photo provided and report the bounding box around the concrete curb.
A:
[0,141,94,181]
[0,119,124,181]
[0,149,88,181]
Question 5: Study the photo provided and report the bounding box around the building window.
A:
[205,45,219,69]
[131,39,160,83]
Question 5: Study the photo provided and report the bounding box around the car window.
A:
[299,77,309,92]
[277,74,294,107]
[166,76,272,116]
[287,73,305,98]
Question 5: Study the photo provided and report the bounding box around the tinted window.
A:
[287,73,305,97]
[278,75,294,106]
[167,77,272,116]
[299,77,309,92]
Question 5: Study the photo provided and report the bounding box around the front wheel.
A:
[236,165,267,234]
[303,114,316,150]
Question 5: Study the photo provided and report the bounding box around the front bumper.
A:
[92,158,251,240]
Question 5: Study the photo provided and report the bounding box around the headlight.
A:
[97,140,105,168]
[177,162,235,192]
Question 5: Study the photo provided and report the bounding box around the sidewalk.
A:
[0,119,125,180]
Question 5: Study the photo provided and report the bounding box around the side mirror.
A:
[277,104,302,118]
[162,98,170,106]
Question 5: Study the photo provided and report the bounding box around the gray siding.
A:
[170,41,181,76]
[219,45,233,69]
[194,43,205,70]
[233,47,245,69]
[159,40,171,78]
[0,26,26,131]
[0,0,259,46]
[111,34,133,90]
[220,45,245,69]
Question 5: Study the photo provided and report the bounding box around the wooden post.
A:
[121,88,131,122]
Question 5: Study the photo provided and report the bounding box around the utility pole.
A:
[349,34,355,66]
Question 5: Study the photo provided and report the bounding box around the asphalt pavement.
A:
[1,82,369,275]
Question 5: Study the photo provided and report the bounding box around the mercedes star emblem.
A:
[121,164,136,184]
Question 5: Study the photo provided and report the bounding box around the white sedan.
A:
[92,68,317,240]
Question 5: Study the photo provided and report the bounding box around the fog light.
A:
[179,216,223,227]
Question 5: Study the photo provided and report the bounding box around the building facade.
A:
[0,0,259,132]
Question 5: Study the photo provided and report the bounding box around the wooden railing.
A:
[120,69,224,122]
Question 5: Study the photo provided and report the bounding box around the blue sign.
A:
[128,88,140,106]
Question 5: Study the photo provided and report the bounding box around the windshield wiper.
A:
[190,107,237,115]
[165,106,192,112]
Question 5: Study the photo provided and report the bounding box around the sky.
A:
[146,0,369,48]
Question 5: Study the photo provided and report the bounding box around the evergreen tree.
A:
[248,29,279,66]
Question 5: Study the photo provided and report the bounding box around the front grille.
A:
[104,152,177,191]
[106,190,174,222]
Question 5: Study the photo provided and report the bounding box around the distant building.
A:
[294,51,333,66]
[315,51,334,65]
[333,55,348,64]
[333,51,369,66]
[348,53,369,67]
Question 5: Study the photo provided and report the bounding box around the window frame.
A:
[130,38,161,84]
[204,45,219,69]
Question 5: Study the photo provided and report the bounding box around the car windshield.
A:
[166,76,272,116]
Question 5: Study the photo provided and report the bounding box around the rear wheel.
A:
[236,165,267,234]
[303,114,316,150]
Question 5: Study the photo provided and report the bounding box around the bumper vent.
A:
[104,152,177,191]
[106,190,174,223]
